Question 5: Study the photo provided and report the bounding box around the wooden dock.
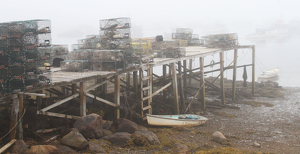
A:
[1,45,255,140]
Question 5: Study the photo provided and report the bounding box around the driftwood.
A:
[37,127,61,134]
[0,139,17,153]
[44,135,59,144]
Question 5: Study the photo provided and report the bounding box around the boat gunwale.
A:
[146,114,208,122]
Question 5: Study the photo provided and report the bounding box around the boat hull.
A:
[258,68,279,79]
[146,114,208,127]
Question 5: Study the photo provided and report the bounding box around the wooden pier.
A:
[1,45,255,140]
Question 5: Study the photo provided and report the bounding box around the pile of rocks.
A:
[5,113,160,154]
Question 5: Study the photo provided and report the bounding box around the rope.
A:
[185,81,205,113]
[0,109,26,140]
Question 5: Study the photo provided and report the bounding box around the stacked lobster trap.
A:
[0,19,54,95]
[201,33,238,48]
[152,35,186,58]
[172,28,202,46]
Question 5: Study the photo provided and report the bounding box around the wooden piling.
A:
[9,94,19,140]
[183,60,187,91]
[178,61,185,111]
[149,68,153,114]
[199,57,206,110]
[171,63,180,114]
[219,52,225,105]
[18,94,23,139]
[37,90,43,109]
[80,82,86,116]
[163,65,167,101]
[189,59,192,86]
[252,46,255,96]
[114,75,120,121]
[126,72,131,96]
[133,71,138,94]
[72,83,77,95]
[232,49,238,100]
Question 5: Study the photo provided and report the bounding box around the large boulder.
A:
[10,140,28,154]
[133,130,160,145]
[88,142,106,153]
[173,143,189,154]
[56,145,77,153]
[102,129,113,136]
[116,118,138,134]
[102,122,111,130]
[212,131,227,143]
[61,131,88,149]
[27,145,58,154]
[102,132,131,146]
[73,113,103,139]
[60,127,78,137]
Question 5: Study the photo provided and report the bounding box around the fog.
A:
[1,0,299,48]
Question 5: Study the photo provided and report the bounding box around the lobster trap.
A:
[202,33,238,48]
[0,66,9,80]
[100,17,131,30]
[77,35,101,49]
[23,32,51,47]
[60,60,92,72]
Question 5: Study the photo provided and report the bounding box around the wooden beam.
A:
[37,111,80,119]
[178,61,185,112]
[18,94,23,139]
[0,139,17,154]
[171,63,180,114]
[60,86,66,95]
[87,79,109,92]
[126,72,131,96]
[40,93,80,112]
[148,68,153,114]
[142,82,171,101]
[10,94,19,140]
[17,92,46,97]
[37,90,43,109]
[200,57,206,110]
[80,82,86,116]
[183,60,187,91]
[85,93,117,107]
[72,83,77,95]
[114,75,120,121]
[219,52,225,105]
[163,65,167,101]
[189,59,192,86]
[252,46,255,96]
[232,49,238,100]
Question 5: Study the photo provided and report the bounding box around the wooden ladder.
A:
[139,68,152,120]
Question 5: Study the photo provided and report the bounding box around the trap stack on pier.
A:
[0,19,52,95]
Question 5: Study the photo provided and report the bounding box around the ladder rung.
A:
[143,105,151,111]
[142,86,150,91]
[142,76,150,80]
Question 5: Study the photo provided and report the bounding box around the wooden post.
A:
[252,46,255,96]
[72,83,77,95]
[37,90,43,109]
[189,59,192,86]
[163,65,167,101]
[169,64,172,77]
[178,61,185,112]
[133,71,138,97]
[183,60,187,91]
[80,82,86,116]
[219,52,225,105]
[114,75,120,121]
[97,79,102,94]
[61,86,66,95]
[102,77,108,99]
[171,63,180,114]
[18,94,23,139]
[126,72,131,96]
[149,68,153,114]
[10,94,19,140]
[232,49,238,100]
[199,57,206,110]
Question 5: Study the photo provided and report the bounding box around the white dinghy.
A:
[146,114,208,127]
[258,68,279,79]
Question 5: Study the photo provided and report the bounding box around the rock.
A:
[60,127,78,137]
[253,142,261,147]
[133,130,160,145]
[10,140,28,154]
[56,145,76,153]
[88,142,106,153]
[73,113,103,139]
[102,132,131,146]
[116,118,138,134]
[173,143,189,154]
[212,131,227,143]
[138,126,148,131]
[103,122,111,130]
[102,129,113,136]
[61,131,88,149]
[27,145,58,154]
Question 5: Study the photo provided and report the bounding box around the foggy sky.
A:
[1,0,299,48]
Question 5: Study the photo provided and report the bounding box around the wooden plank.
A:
[139,69,143,117]
[10,94,19,140]
[171,63,180,114]
[142,82,171,101]
[199,57,206,110]
[163,65,167,101]
[18,94,23,139]
[142,76,150,80]
[133,71,138,93]
[114,75,120,121]
[143,105,151,111]
[142,86,151,91]
[126,72,131,96]
[86,79,109,92]
[85,93,117,107]
[252,46,255,96]
[189,59,192,86]
[183,60,187,90]
[17,92,46,97]
[37,90,43,109]
[148,68,153,114]
[0,139,17,154]
[219,52,225,105]
[232,49,238,100]
[80,82,86,116]
[37,111,80,119]
[40,93,80,112]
